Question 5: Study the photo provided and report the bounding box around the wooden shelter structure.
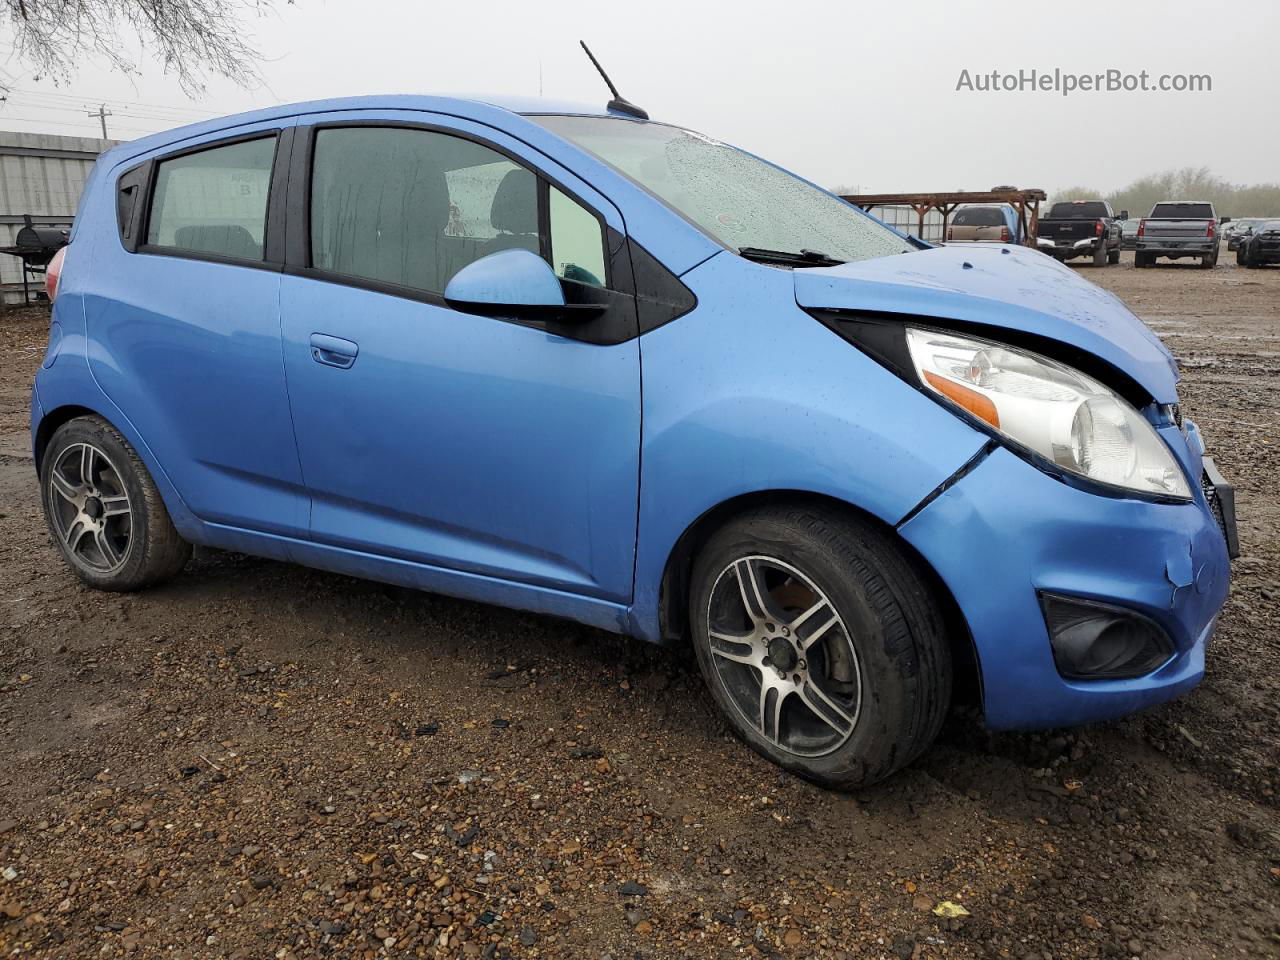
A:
[839,189,1047,246]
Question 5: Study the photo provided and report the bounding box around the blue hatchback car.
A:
[32,94,1236,787]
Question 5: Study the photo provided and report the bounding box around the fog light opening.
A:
[1040,593,1174,681]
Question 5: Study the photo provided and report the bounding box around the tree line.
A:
[1052,168,1280,219]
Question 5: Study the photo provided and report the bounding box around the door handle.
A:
[310,333,359,369]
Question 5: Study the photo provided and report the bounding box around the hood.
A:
[793,244,1180,403]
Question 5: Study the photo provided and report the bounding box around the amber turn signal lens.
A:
[923,371,1001,428]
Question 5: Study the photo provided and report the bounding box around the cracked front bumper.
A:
[899,446,1231,730]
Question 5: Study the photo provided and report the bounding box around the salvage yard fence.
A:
[0,131,119,305]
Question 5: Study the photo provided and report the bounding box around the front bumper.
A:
[899,445,1232,730]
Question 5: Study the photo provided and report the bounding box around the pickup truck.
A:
[1135,201,1225,269]
[1036,200,1124,265]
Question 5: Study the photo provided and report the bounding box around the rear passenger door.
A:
[278,116,642,603]
[88,123,309,537]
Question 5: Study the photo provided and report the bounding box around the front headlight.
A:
[905,327,1191,499]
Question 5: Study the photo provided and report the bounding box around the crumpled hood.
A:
[793,244,1180,403]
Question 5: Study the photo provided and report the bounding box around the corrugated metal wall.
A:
[0,131,118,303]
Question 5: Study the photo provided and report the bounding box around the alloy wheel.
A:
[705,555,862,757]
[47,442,133,574]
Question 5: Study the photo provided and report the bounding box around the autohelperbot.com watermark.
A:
[955,68,1212,96]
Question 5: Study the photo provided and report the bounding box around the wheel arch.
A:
[655,488,984,711]
[33,404,99,473]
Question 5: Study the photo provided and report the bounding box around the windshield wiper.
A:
[738,246,846,267]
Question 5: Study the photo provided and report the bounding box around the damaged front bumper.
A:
[898,444,1232,730]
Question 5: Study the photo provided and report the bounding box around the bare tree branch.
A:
[4,0,280,95]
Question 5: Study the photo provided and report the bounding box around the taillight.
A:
[46,245,67,302]
[1000,226,1009,243]
[1095,219,1104,237]
[1207,220,1216,239]
[1137,220,1146,238]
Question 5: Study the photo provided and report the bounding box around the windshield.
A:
[1048,201,1109,219]
[533,115,912,265]
[1149,202,1214,219]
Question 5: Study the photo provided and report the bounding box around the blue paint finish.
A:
[444,249,566,308]
[32,93,1234,736]
[899,446,1230,729]
[627,252,989,641]
[795,243,1181,403]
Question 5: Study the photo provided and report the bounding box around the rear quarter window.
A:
[145,136,277,260]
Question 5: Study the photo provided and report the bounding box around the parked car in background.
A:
[32,94,1235,789]
[1236,219,1280,267]
[1120,218,1141,250]
[1135,201,1224,268]
[1037,200,1124,265]
[946,205,1022,244]
[1226,218,1267,252]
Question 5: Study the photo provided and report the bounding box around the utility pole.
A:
[87,104,112,139]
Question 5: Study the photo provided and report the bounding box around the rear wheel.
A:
[40,416,191,591]
[1092,241,1107,266]
[1134,252,1150,268]
[689,505,952,789]
[1108,246,1120,264]
[1201,250,1218,269]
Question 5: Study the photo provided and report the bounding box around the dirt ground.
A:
[1,253,1277,960]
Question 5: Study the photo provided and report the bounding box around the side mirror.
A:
[1118,210,1129,220]
[444,249,606,323]
[444,249,565,315]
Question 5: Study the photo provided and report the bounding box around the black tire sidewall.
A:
[690,510,944,787]
[41,419,159,590]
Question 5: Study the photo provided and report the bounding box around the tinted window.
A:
[1149,203,1214,219]
[953,207,1006,226]
[310,127,537,294]
[1048,202,1109,219]
[534,115,910,266]
[147,136,276,260]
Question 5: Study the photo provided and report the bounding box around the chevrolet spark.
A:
[33,94,1236,788]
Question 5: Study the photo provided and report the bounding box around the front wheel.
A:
[40,416,191,591]
[689,505,952,789]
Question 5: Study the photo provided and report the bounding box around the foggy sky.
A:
[1,0,1274,195]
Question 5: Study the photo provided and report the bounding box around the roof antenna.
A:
[579,41,649,120]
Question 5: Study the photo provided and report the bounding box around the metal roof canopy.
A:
[840,189,1048,246]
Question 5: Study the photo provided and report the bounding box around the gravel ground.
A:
[1,253,1278,959]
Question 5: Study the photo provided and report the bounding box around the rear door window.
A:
[146,136,277,260]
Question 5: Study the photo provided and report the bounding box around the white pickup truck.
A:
[1134,201,1226,269]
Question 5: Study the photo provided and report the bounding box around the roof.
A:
[100,93,623,167]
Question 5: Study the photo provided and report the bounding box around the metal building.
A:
[0,130,119,303]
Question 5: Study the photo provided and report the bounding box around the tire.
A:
[689,505,952,789]
[40,415,191,591]
[1201,251,1217,269]
[1237,247,1249,267]
[1108,247,1120,264]
[1092,241,1107,266]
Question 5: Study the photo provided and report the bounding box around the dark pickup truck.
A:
[1135,201,1224,269]
[1036,200,1125,265]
